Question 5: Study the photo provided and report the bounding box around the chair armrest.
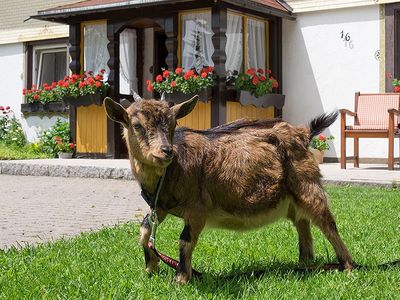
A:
[388,108,400,116]
[339,109,357,117]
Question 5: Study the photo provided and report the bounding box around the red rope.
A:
[148,242,202,277]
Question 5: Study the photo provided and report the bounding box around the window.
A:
[119,28,138,95]
[225,12,269,75]
[246,18,266,70]
[226,13,243,74]
[82,21,110,80]
[33,45,68,87]
[180,10,215,73]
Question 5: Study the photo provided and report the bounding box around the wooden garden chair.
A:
[340,92,400,170]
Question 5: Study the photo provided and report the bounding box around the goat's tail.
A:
[309,111,338,141]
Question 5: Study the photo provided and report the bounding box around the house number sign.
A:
[340,30,354,49]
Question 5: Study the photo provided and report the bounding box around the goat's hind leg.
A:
[295,184,353,270]
[287,203,314,264]
[139,210,167,273]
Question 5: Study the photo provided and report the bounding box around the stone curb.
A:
[0,162,133,180]
[1,161,398,188]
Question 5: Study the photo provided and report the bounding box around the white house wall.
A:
[0,42,67,143]
[282,5,396,159]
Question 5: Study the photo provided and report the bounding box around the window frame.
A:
[25,38,69,95]
[33,44,69,87]
[227,10,270,73]
[178,8,213,69]
[80,19,109,76]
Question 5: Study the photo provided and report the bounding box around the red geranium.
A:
[148,67,215,94]
[234,68,279,97]
[252,76,259,86]
[247,68,256,76]
[163,70,170,78]
[319,134,326,141]
[147,84,154,92]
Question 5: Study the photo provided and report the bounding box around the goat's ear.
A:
[103,97,129,128]
[172,95,199,120]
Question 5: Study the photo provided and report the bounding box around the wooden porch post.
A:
[165,15,178,70]
[269,17,283,118]
[211,3,227,127]
[106,21,121,158]
[68,23,81,148]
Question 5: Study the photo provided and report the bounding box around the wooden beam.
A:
[68,23,81,74]
[211,3,228,127]
[165,14,179,70]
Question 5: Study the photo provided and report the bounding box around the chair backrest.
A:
[355,93,400,127]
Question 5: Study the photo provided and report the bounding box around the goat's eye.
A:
[133,123,143,130]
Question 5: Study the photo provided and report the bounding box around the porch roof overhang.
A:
[31,0,294,23]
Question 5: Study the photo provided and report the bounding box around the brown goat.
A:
[104,94,353,284]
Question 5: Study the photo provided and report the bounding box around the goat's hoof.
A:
[339,261,354,272]
[175,273,190,284]
[145,261,160,273]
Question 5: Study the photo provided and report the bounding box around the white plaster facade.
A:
[282,4,398,159]
[0,42,67,142]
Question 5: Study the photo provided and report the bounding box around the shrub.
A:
[38,119,71,157]
[0,106,26,147]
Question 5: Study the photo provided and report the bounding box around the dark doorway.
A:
[153,31,168,79]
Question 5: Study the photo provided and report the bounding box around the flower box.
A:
[21,102,67,114]
[239,91,285,109]
[63,93,106,107]
[164,88,211,104]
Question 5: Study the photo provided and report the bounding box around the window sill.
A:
[21,102,67,114]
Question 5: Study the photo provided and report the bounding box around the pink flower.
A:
[5,106,10,110]
[0,106,4,111]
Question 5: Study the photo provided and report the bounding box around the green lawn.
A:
[0,186,399,299]
[0,142,51,160]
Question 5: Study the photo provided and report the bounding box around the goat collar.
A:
[140,169,166,209]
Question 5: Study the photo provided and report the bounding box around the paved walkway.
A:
[0,174,147,249]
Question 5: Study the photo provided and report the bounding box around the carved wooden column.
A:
[106,21,122,158]
[68,23,81,147]
[211,3,227,127]
[164,15,178,70]
[269,17,283,118]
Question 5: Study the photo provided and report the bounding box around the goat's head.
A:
[104,92,198,168]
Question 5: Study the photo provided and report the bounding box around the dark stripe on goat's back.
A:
[178,118,283,138]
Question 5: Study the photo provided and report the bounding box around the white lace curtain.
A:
[83,22,110,80]
[119,28,138,95]
[246,18,266,70]
[225,13,243,74]
[181,11,214,73]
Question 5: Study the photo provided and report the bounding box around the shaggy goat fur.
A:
[104,97,352,284]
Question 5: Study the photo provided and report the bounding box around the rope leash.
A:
[144,169,202,277]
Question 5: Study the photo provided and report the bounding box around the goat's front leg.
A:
[139,209,167,273]
[175,216,205,284]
